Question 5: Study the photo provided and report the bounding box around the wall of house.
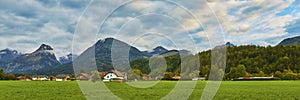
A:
[104,73,118,80]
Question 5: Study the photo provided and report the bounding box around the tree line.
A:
[128,45,300,80]
[0,68,25,80]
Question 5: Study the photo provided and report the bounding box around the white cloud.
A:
[0,0,89,58]
[0,0,298,58]
[205,0,297,46]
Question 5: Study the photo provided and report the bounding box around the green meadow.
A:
[0,81,300,100]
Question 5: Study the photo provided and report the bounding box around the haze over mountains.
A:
[0,36,299,75]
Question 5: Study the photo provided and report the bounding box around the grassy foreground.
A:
[0,81,300,99]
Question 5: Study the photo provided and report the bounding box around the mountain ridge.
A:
[4,44,60,74]
[31,38,190,75]
[5,36,299,75]
[277,36,300,46]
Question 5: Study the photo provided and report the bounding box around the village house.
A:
[236,75,275,80]
[31,76,48,81]
[40,77,48,81]
[98,71,107,78]
[103,70,126,82]
[16,76,31,81]
[56,74,70,81]
[31,76,39,81]
[172,74,181,80]
[49,76,56,81]
[76,73,90,81]
[142,74,149,80]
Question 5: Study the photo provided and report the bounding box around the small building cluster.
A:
[76,70,126,82]
[16,74,72,81]
[235,75,275,80]
[16,70,206,82]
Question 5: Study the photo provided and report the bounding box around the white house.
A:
[32,77,37,80]
[56,74,70,81]
[103,70,125,82]
[40,77,48,81]
[31,76,48,81]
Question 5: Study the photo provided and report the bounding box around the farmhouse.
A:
[103,70,125,82]
[99,72,107,77]
[40,77,48,81]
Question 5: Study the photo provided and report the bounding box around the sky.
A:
[0,0,299,58]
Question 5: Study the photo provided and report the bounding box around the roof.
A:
[105,70,125,77]
[76,73,90,79]
[99,72,107,77]
[56,74,69,78]
[16,76,26,79]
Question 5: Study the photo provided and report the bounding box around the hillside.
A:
[277,36,300,46]
[127,45,300,80]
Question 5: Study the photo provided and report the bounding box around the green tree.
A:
[163,72,173,80]
[274,71,282,78]
[257,71,265,77]
[227,64,248,79]
[236,64,248,76]
[282,69,298,80]
[0,69,5,80]
[6,74,15,80]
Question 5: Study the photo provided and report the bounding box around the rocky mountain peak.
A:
[34,44,54,52]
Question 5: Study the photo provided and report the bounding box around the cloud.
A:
[0,0,299,58]
[206,0,299,46]
[77,0,207,53]
[286,19,300,34]
[0,0,90,58]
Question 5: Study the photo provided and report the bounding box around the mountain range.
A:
[0,36,299,75]
[0,38,187,75]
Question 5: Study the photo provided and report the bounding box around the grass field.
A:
[0,80,300,100]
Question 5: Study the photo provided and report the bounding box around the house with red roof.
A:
[103,70,126,82]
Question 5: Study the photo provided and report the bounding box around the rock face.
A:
[277,36,300,46]
[4,44,60,73]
